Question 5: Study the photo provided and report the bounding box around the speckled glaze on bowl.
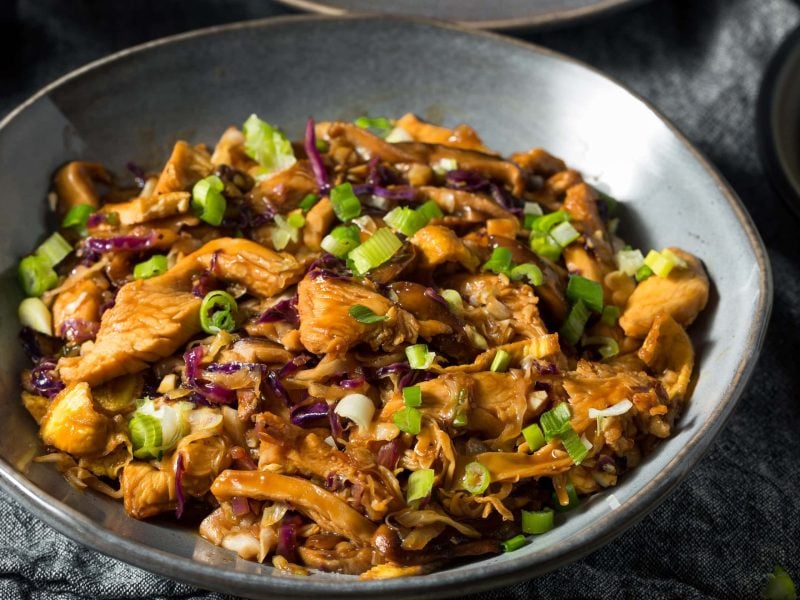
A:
[272,0,650,31]
[0,15,771,600]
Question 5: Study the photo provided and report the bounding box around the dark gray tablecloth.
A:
[1,0,799,598]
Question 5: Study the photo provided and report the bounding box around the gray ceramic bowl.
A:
[0,15,771,600]
[273,0,650,30]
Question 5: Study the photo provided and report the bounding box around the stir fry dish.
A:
[16,113,710,578]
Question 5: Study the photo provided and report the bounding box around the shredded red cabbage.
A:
[230,495,251,517]
[85,233,155,253]
[424,287,447,306]
[230,446,258,470]
[258,295,299,324]
[372,185,417,201]
[183,346,237,405]
[126,161,147,187]
[19,326,60,362]
[204,362,267,375]
[307,253,352,280]
[304,117,330,193]
[86,213,110,228]
[29,359,65,398]
[329,405,344,440]
[276,515,302,562]
[59,318,99,343]
[290,401,329,426]
[325,473,344,492]
[445,169,490,191]
[266,370,290,405]
[376,439,401,470]
[192,272,219,298]
[398,368,436,390]
[374,362,410,378]
[175,452,186,519]
[338,376,365,389]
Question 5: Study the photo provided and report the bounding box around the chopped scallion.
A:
[552,482,580,512]
[566,275,603,313]
[550,221,581,247]
[384,206,426,237]
[530,232,562,262]
[644,249,675,278]
[540,403,572,441]
[191,175,226,226]
[354,116,393,138]
[133,255,168,280]
[199,290,238,334]
[405,343,436,369]
[321,224,361,259]
[406,468,434,505]
[510,263,543,286]
[433,157,459,175]
[416,200,443,221]
[299,193,319,212]
[348,304,387,324]
[601,305,620,326]
[18,255,58,297]
[521,507,554,534]
[762,565,797,600]
[481,246,513,275]
[635,264,653,282]
[523,202,543,216]
[286,212,305,229]
[402,385,422,408]
[490,349,511,372]
[393,406,422,435]
[501,534,528,553]
[661,248,688,269]
[441,289,463,315]
[522,423,545,452]
[61,204,94,233]
[615,248,645,276]
[530,209,569,233]
[129,412,163,459]
[461,461,491,495]
[582,335,620,359]
[242,114,296,173]
[560,427,589,464]
[560,299,591,344]
[347,227,402,275]
[35,232,72,267]
[18,297,53,336]
[330,182,362,221]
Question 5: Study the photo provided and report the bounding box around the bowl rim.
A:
[270,0,650,31]
[0,13,773,599]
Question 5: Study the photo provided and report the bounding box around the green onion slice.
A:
[200,290,238,334]
[530,209,570,233]
[566,275,604,313]
[330,182,362,222]
[18,255,58,297]
[61,204,94,233]
[133,255,168,280]
[405,343,436,369]
[384,206,427,237]
[522,423,546,452]
[129,412,163,459]
[560,427,590,464]
[552,482,580,512]
[242,114,296,173]
[540,403,572,441]
[393,406,422,435]
[406,468,434,505]
[452,388,469,428]
[501,534,528,553]
[601,305,620,326]
[635,264,653,282]
[416,200,443,221]
[402,385,422,407]
[287,212,305,229]
[560,299,591,345]
[644,249,675,278]
[523,202,543,216]
[481,246,513,275]
[441,289,463,315]
[348,228,402,275]
[762,565,797,600]
[18,297,53,336]
[321,224,361,259]
[299,193,319,212]
[354,116,393,138]
[550,221,581,247]
[490,349,511,372]
[521,508,555,534]
[461,461,491,495]
[615,248,645,276]
[530,232,562,262]
[510,263,543,286]
[582,335,620,359]
[36,232,72,267]
[192,175,226,226]
[348,304,387,324]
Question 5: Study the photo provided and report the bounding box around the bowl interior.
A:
[0,16,770,599]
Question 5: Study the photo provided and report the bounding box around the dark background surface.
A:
[1,1,799,598]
